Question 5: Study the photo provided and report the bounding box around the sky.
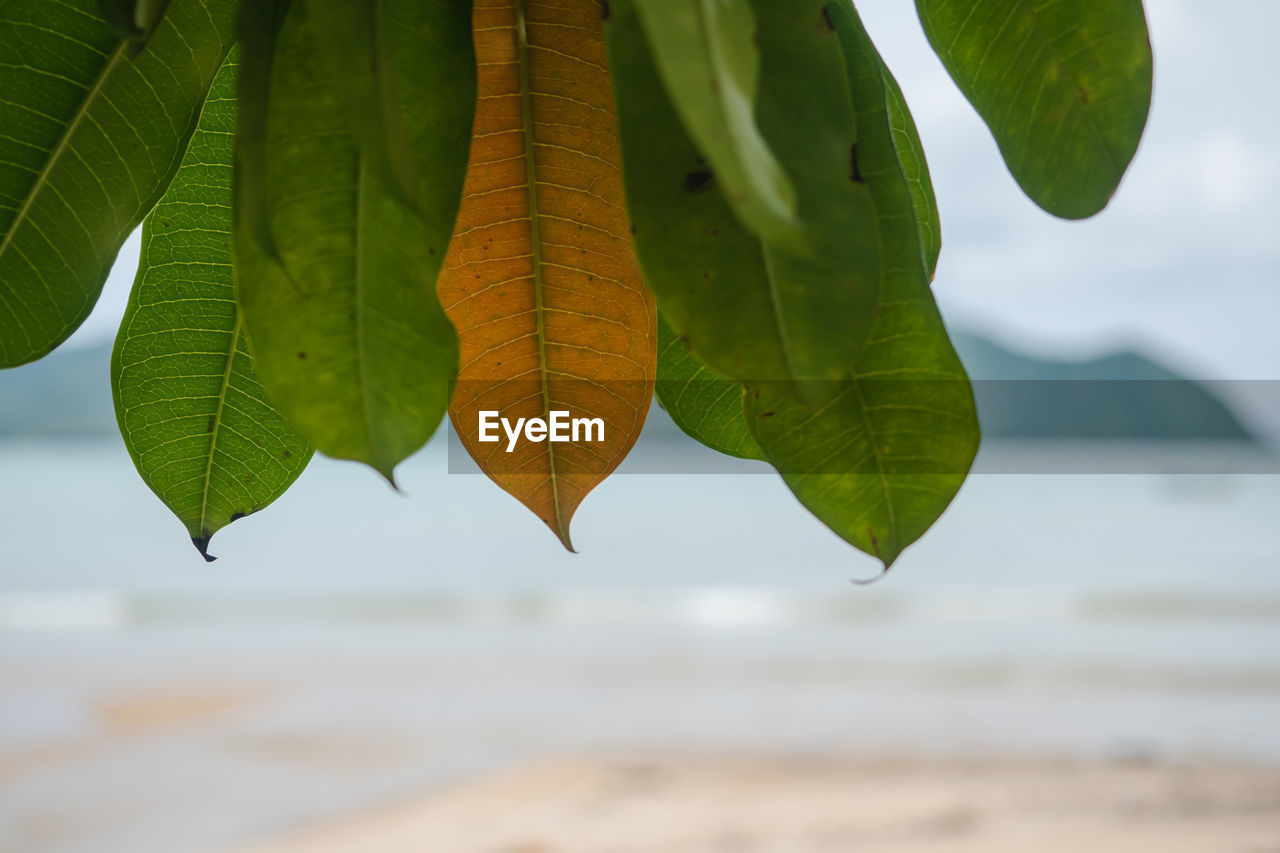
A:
[64,0,1279,380]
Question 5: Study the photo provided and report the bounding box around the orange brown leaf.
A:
[440,0,656,550]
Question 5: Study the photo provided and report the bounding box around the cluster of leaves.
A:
[0,0,1151,567]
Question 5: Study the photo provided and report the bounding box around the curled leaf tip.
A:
[191,535,217,562]
[850,566,890,586]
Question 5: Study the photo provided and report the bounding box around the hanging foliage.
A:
[0,0,1153,569]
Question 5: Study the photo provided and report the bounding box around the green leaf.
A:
[629,0,802,249]
[231,0,292,264]
[112,55,313,562]
[916,0,1152,219]
[307,0,421,213]
[96,0,174,51]
[232,0,474,481]
[746,3,979,569]
[0,0,236,368]
[606,0,880,399]
[883,71,940,280]
[656,312,763,461]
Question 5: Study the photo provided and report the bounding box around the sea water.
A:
[1,434,1278,852]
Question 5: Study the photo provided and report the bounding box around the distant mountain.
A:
[0,333,1256,442]
[950,332,1254,441]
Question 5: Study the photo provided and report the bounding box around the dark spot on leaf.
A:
[230,511,246,522]
[244,474,253,483]
[207,415,217,432]
[192,532,216,562]
[760,411,775,418]
[601,0,611,21]
[851,143,864,183]
[822,4,835,30]
[629,224,637,235]
[702,271,710,280]
[867,527,880,553]
[297,351,307,359]
[1078,85,1091,104]
[710,227,719,236]
[162,220,171,228]
[684,167,713,194]
[282,449,292,459]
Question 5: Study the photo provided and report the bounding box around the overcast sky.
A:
[65,0,1279,380]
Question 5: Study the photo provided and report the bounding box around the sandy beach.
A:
[225,755,1280,853]
[4,448,1280,853]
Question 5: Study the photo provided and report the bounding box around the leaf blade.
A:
[606,0,880,396]
[0,0,236,367]
[629,0,802,248]
[883,70,941,280]
[655,312,763,462]
[233,0,474,480]
[916,0,1153,219]
[439,0,657,549]
[112,54,313,561]
[746,2,979,569]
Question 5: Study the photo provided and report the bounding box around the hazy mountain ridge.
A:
[0,334,1257,441]
[0,344,117,438]
[949,332,1254,441]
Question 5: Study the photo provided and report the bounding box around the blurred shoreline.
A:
[223,754,1280,853]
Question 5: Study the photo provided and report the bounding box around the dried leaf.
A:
[440,0,656,549]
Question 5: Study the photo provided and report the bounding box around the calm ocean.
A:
[2,434,1279,852]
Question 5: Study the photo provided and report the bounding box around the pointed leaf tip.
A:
[555,525,577,554]
[233,0,467,476]
[915,0,1152,218]
[112,54,312,558]
[441,0,655,543]
[851,568,889,587]
[191,535,217,562]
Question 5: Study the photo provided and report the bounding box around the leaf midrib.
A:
[516,0,568,547]
[0,38,129,282]
[198,309,243,537]
[355,156,380,477]
[850,373,895,562]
